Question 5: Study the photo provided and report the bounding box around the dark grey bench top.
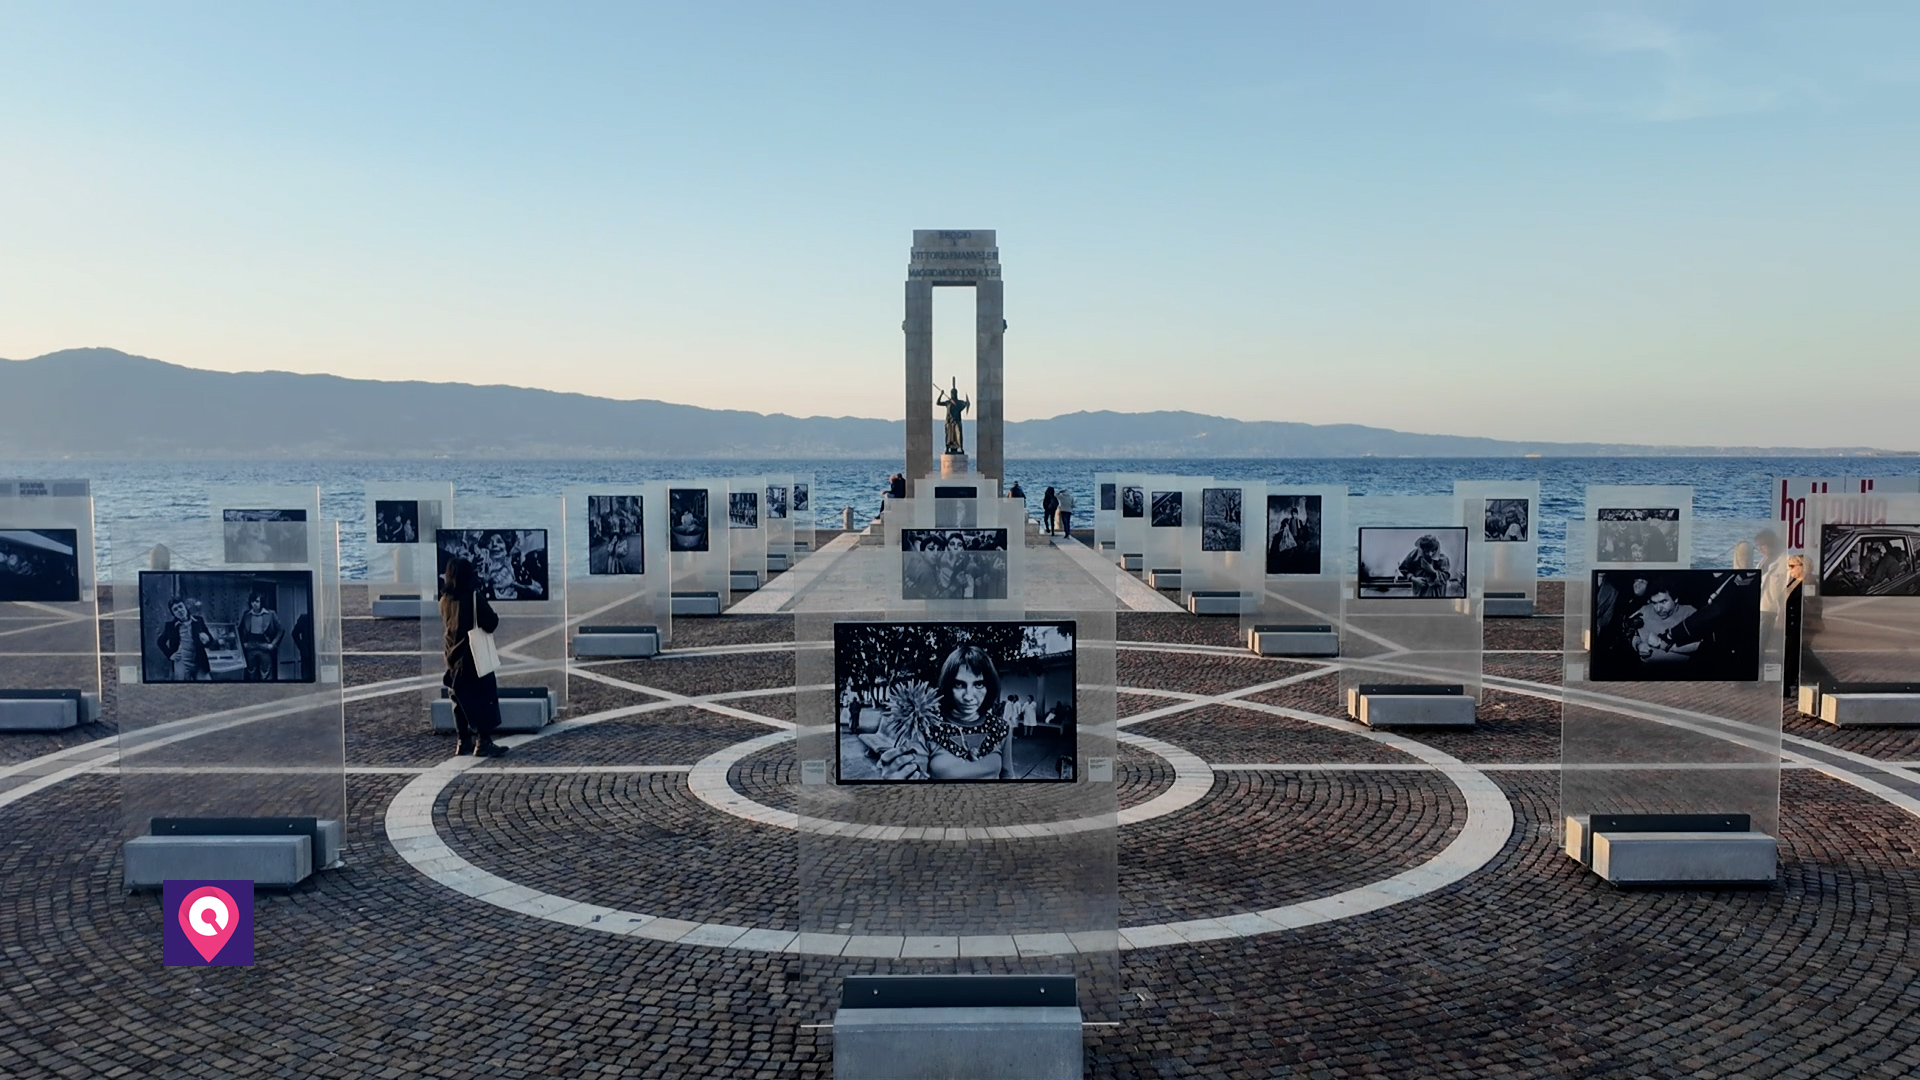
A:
[840,975,1077,1010]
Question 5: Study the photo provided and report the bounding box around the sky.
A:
[2,3,1916,448]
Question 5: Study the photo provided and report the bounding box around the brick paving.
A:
[3,575,1920,1077]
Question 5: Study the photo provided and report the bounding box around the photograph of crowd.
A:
[1121,486,1144,519]
[729,491,759,530]
[669,488,709,552]
[373,500,420,545]
[1151,490,1183,528]
[767,485,787,520]
[1589,569,1762,682]
[1266,495,1322,576]
[586,495,644,576]
[1820,524,1920,597]
[221,508,308,565]
[1485,499,1529,542]
[1200,488,1242,552]
[139,570,315,684]
[834,620,1076,784]
[793,483,809,513]
[1100,483,1117,512]
[900,529,1009,601]
[0,529,81,603]
[1358,527,1468,598]
[1597,507,1681,563]
[436,529,549,601]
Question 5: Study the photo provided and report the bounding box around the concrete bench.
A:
[0,690,100,732]
[1484,590,1535,618]
[672,591,723,617]
[1563,812,1750,865]
[1249,624,1339,658]
[1593,831,1777,886]
[1821,693,1920,727]
[728,569,760,592]
[1796,683,1822,717]
[432,687,556,733]
[1119,553,1143,571]
[1187,590,1240,616]
[574,625,660,659]
[1147,568,1181,590]
[126,835,312,889]
[1347,684,1474,728]
[371,593,429,619]
[767,552,789,573]
[834,975,1081,1080]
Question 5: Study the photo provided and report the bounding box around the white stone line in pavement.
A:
[1115,667,1336,730]
[566,665,795,731]
[725,532,862,615]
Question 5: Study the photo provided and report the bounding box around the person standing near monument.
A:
[1041,487,1059,536]
[1055,487,1076,538]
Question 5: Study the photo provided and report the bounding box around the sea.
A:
[5,456,1917,579]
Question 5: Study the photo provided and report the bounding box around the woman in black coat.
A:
[441,556,508,757]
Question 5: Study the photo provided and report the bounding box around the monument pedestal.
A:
[940,453,969,479]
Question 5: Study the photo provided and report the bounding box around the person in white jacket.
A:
[1055,487,1076,538]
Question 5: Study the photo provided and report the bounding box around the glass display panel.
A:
[1338,495,1482,707]
[424,496,567,709]
[792,473,816,556]
[1802,494,1920,690]
[726,476,768,585]
[210,485,321,569]
[564,483,671,650]
[1181,482,1261,607]
[1584,485,1693,572]
[1455,480,1540,608]
[1241,484,1348,644]
[0,479,101,702]
[667,480,730,598]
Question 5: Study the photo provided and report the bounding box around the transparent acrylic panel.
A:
[725,476,768,585]
[1560,519,1786,840]
[426,496,567,708]
[667,479,730,598]
[791,474,816,556]
[884,495,1026,617]
[1143,476,1207,576]
[793,539,1120,1022]
[1339,495,1482,705]
[1775,477,1920,554]
[363,482,454,592]
[1456,480,1540,606]
[113,520,346,844]
[209,484,322,570]
[1802,493,1920,689]
[765,474,795,571]
[1113,474,1151,566]
[564,483,671,651]
[1093,472,1118,553]
[1584,485,1693,572]
[1182,481,1259,607]
[1242,485,1349,643]
[0,478,100,699]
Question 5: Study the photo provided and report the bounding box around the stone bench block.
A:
[834,1007,1083,1079]
[124,834,313,889]
[1119,553,1143,571]
[1248,624,1339,658]
[1821,693,1920,727]
[574,625,660,659]
[1186,590,1241,616]
[672,591,723,616]
[0,691,100,732]
[1796,683,1821,717]
[1147,568,1181,590]
[432,689,555,733]
[1484,591,1535,618]
[729,570,760,591]
[1349,687,1475,728]
[371,593,429,619]
[1592,831,1777,885]
[767,553,789,573]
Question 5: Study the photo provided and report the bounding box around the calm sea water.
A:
[5,456,1916,578]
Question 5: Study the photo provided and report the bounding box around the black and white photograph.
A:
[1820,524,1920,597]
[766,485,788,520]
[1485,499,1529,542]
[221,508,309,565]
[1589,569,1762,682]
[669,488,709,552]
[0,529,82,603]
[1121,486,1144,519]
[834,620,1076,784]
[436,529,549,601]
[793,483,809,513]
[139,570,315,684]
[900,528,1009,600]
[586,495,644,576]
[1151,490,1183,528]
[1100,483,1117,512]
[729,491,759,530]
[373,500,420,545]
[1266,495,1323,576]
[1358,527,1468,598]
[1596,507,1681,563]
[1200,488,1242,552]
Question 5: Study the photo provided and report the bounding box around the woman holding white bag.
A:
[440,556,509,757]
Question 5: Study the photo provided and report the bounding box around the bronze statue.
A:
[935,378,969,456]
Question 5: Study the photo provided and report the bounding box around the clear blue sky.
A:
[2,3,1915,448]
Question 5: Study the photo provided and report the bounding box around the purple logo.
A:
[162,880,254,966]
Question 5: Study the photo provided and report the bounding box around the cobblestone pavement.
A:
[4,576,1920,1078]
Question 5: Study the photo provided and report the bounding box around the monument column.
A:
[904,280,934,481]
[974,278,1005,493]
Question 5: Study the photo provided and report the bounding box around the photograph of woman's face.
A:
[948,662,987,719]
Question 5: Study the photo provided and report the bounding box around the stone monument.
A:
[905,230,1003,489]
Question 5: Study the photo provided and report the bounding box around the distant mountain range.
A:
[0,348,1902,459]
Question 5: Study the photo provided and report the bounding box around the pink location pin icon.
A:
[178,885,239,962]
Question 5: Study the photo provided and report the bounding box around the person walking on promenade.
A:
[1041,487,1059,536]
[441,556,509,758]
[1055,487,1076,539]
